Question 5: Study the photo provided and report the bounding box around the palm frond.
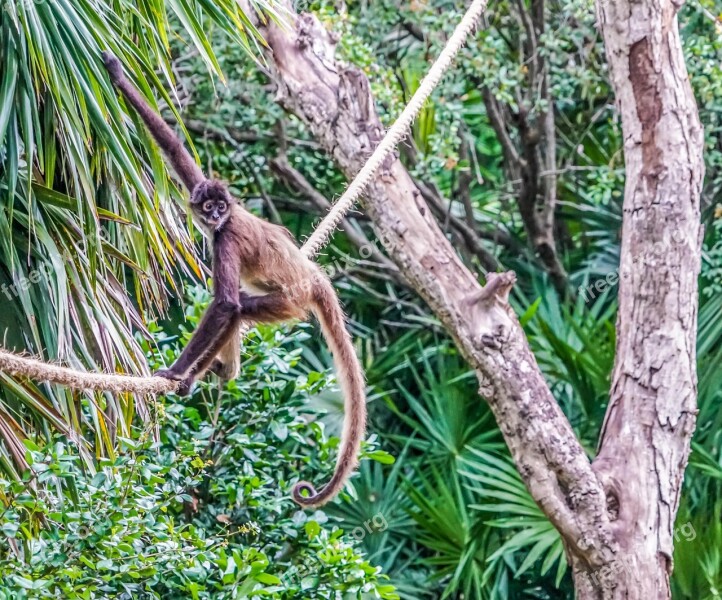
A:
[0,0,277,476]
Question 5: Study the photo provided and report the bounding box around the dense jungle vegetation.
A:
[0,0,720,597]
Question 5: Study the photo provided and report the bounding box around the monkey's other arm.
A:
[101,51,206,193]
[155,233,243,394]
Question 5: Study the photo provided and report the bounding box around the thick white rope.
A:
[301,0,488,257]
[0,0,487,394]
[0,349,178,394]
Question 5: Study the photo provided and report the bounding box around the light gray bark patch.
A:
[629,37,664,192]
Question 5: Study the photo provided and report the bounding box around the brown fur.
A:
[103,52,367,507]
[293,279,367,506]
[102,52,205,192]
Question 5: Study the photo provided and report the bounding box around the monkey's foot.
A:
[209,360,223,376]
[209,359,240,381]
[176,378,194,396]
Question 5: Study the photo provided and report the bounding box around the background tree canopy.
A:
[0,0,720,598]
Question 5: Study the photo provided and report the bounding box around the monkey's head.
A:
[190,180,232,231]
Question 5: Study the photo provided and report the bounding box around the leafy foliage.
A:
[0,289,396,599]
[0,0,276,478]
[1,0,722,597]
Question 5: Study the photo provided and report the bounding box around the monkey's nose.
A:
[211,211,220,221]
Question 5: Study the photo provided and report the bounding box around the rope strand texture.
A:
[0,0,488,395]
[300,0,488,257]
[0,348,178,394]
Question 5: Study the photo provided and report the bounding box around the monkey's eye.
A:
[203,201,214,213]
[217,202,227,212]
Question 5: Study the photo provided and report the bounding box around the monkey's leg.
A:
[203,292,299,380]
[186,293,293,387]
[236,292,302,323]
[171,319,243,394]
[186,322,241,383]
[155,299,241,386]
[191,292,291,381]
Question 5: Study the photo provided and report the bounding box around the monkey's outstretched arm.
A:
[101,52,205,192]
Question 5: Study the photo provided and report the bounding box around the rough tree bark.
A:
[241,1,703,595]
[580,0,704,597]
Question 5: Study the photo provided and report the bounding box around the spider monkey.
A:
[102,52,366,508]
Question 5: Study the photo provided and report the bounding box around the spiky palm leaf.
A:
[461,448,566,587]
[0,0,281,476]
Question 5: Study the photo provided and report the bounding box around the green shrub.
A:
[0,287,397,600]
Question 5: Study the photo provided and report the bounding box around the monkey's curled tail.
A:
[293,279,367,508]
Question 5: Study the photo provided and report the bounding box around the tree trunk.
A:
[582,0,705,597]
[247,4,616,565]
[571,552,671,599]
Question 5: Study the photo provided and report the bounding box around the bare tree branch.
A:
[183,118,322,151]
[458,133,480,230]
[414,178,500,272]
[400,138,517,260]
[473,0,568,293]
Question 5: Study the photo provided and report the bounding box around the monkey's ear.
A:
[101,51,124,82]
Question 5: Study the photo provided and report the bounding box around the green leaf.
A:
[305,520,321,540]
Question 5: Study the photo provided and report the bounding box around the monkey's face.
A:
[191,180,231,231]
